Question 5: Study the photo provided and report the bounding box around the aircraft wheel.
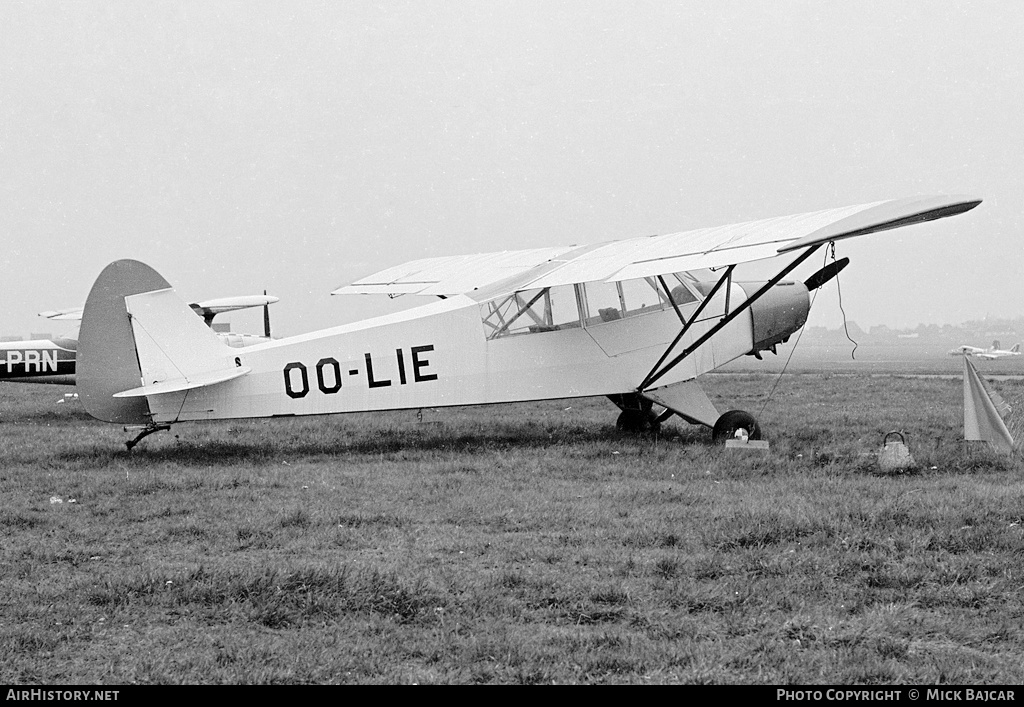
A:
[616,409,661,434]
[712,410,761,444]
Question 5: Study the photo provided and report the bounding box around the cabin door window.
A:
[480,285,582,339]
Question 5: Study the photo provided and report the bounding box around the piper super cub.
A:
[74,194,980,448]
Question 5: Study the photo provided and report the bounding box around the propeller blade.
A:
[804,257,850,291]
[263,289,272,338]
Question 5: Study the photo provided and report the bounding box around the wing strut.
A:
[638,244,824,392]
[638,265,736,391]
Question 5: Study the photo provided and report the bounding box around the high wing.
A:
[333,247,576,297]
[188,294,279,327]
[334,195,980,298]
[950,345,986,356]
[38,307,85,320]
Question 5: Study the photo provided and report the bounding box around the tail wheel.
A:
[712,410,761,444]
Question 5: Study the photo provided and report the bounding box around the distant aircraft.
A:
[0,337,79,385]
[0,295,278,386]
[976,341,1022,360]
[72,195,981,449]
[948,341,1022,359]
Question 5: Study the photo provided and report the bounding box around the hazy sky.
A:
[1,1,1020,339]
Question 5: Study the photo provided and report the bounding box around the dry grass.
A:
[1,371,1022,684]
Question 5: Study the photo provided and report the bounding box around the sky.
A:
[1,1,1021,339]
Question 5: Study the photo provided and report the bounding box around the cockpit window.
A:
[667,281,698,306]
[480,273,702,338]
[481,285,581,339]
[581,274,700,325]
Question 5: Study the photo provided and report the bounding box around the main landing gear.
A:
[616,407,664,434]
[609,393,669,434]
[610,393,762,444]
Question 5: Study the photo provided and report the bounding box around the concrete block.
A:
[725,439,770,453]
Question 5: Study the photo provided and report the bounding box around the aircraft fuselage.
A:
[0,339,77,385]
[133,285,760,424]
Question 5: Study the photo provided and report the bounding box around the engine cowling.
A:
[738,280,810,356]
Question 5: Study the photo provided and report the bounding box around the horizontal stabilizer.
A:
[124,287,246,400]
[113,366,251,398]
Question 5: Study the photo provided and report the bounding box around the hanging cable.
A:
[831,241,858,360]
[756,248,829,418]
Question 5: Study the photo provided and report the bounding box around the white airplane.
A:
[976,341,1021,360]
[0,295,278,385]
[73,195,981,449]
[949,340,1022,359]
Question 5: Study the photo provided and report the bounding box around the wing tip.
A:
[778,194,983,253]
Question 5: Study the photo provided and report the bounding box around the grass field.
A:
[1,370,1023,685]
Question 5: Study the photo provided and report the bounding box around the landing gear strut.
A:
[609,393,664,434]
[616,408,662,434]
[711,410,761,444]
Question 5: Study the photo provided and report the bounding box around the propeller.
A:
[804,257,850,292]
[263,289,272,339]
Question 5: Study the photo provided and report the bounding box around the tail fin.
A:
[79,260,248,423]
[1013,344,1021,353]
[79,261,167,423]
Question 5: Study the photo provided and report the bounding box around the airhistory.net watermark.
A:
[6,691,119,701]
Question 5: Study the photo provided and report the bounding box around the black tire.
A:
[712,410,761,444]
[616,409,662,434]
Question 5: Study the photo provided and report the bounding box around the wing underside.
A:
[333,195,980,299]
